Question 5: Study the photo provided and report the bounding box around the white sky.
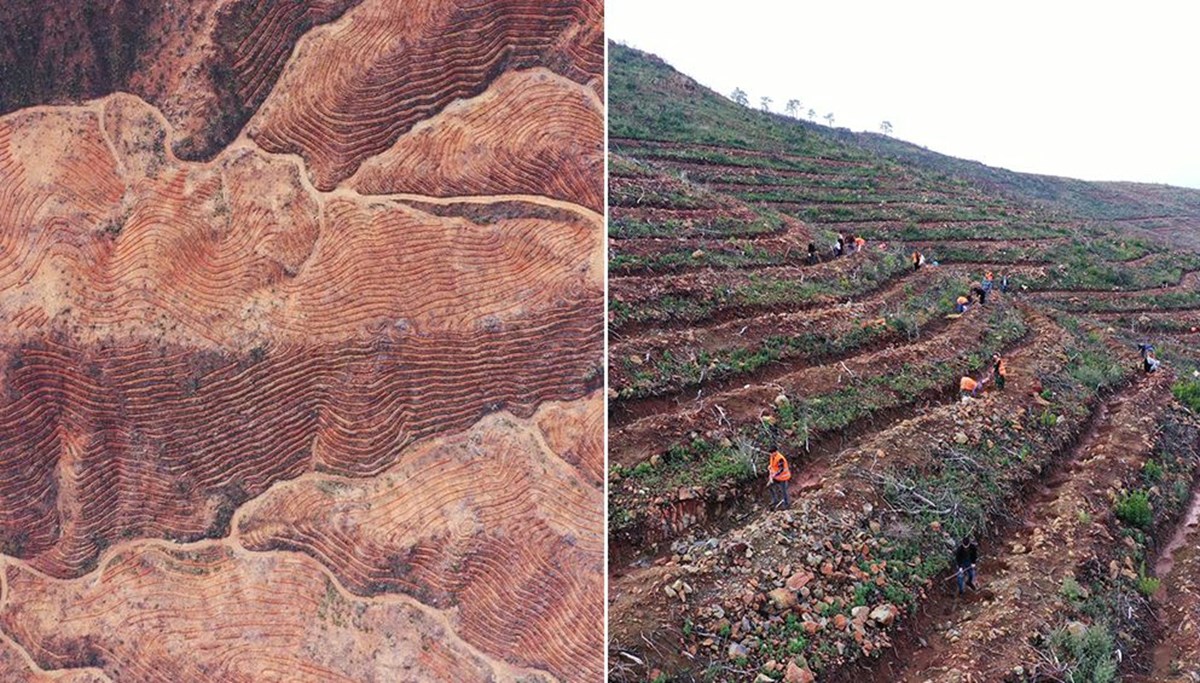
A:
[608,1,1200,189]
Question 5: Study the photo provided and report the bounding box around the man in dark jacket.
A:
[956,536,979,594]
[971,283,987,306]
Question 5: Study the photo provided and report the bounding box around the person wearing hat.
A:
[955,295,970,314]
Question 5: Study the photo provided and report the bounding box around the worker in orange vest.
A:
[854,235,866,252]
[992,353,1007,390]
[767,449,791,510]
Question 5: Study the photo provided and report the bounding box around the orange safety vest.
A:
[770,451,791,482]
[957,296,969,306]
[960,376,978,393]
[855,237,866,248]
[996,358,1007,377]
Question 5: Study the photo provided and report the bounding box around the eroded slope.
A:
[0,3,602,680]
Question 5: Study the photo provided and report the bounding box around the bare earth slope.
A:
[607,42,1200,683]
[0,4,603,681]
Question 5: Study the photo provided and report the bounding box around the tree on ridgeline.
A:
[785,99,801,118]
[731,88,749,106]
[824,112,835,126]
[760,96,773,112]
[881,120,893,135]
[807,108,816,121]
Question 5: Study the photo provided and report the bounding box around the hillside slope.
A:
[608,42,1200,683]
[0,4,604,681]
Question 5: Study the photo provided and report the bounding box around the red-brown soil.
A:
[0,0,361,160]
[238,406,604,681]
[1,545,531,682]
[349,68,604,212]
[607,43,1200,682]
[1133,491,1200,682]
[871,373,1172,682]
[0,3,602,679]
[609,306,1079,673]
[248,0,604,189]
[611,304,990,468]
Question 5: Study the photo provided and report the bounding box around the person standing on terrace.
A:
[955,536,980,595]
[766,448,792,510]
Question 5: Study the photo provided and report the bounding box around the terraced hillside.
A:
[607,43,1200,682]
[0,3,603,681]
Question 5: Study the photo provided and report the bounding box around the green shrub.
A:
[1173,380,1200,413]
[1142,459,1164,483]
[1114,489,1153,529]
[631,461,655,479]
[1040,409,1059,429]
[1060,576,1085,603]
[1046,622,1118,683]
[851,583,871,607]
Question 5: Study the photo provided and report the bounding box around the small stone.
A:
[954,432,969,444]
[692,249,705,259]
[870,604,897,626]
[728,642,749,659]
[833,614,848,630]
[786,571,814,591]
[851,606,870,622]
[1066,620,1088,638]
[628,354,644,366]
[785,660,815,683]
[649,454,662,467]
[767,588,797,610]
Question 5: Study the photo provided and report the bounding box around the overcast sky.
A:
[609,1,1200,188]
